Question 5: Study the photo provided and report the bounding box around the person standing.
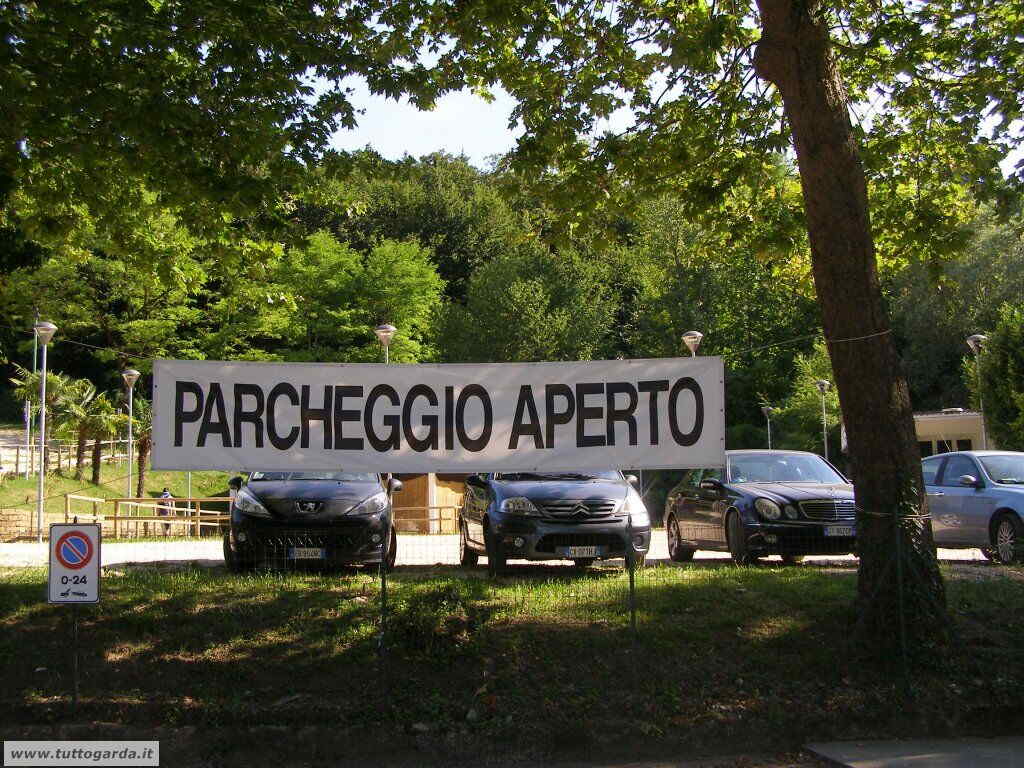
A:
[158,487,174,535]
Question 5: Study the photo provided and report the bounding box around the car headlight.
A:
[351,492,388,516]
[234,488,272,518]
[501,497,540,516]
[755,498,782,521]
[624,494,651,528]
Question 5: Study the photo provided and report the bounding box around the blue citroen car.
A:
[922,451,1024,564]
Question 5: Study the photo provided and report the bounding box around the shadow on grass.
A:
[1,564,1022,760]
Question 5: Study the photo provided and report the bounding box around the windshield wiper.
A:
[502,472,552,480]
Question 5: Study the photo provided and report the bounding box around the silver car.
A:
[922,451,1024,564]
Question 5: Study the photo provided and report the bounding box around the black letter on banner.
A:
[403,384,439,452]
[456,385,492,452]
[509,385,543,449]
[668,377,704,446]
[267,383,300,450]
[444,386,455,450]
[301,385,333,449]
[174,381,204,447]
[544,384,575,448]
[575,382,606,447]
[365,385,401,451]
[198,383,232,447]
[333,386,364,450]
[638,380,669,445]
[233,384,265,448]
[606,382,638,446]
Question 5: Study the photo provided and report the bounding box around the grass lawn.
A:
[0,461,231,522]
[1,561,1022,765]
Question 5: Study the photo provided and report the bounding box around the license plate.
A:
[558,546,601,558]
[289,547,325,559]
[824,526,854,537]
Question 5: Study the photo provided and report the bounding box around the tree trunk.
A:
[753,0,946,648]
[136,439,150,498]
[91,439,102,485]
[75,429,87,481]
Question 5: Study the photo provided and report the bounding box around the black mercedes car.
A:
[223,471,402,571]
[664,450,856,565]
[458,470,652,573]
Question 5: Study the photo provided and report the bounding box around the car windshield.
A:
[248,471,379,483]
[727,454,845,484]
[978,455,1024,484]
[495,471,622,481]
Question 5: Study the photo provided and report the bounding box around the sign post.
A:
[48,523,100,714]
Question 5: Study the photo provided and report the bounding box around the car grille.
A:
[535,499,619,522]
[535,533,626,555]
[255,529,360,549]
[799,499,857,522]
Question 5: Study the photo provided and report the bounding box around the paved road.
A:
[0,530,986,568]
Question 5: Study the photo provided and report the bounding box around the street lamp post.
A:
[815,380,831,461]
[682,330,703,357]
[122,369,140,499]
[374,323,397,364]
[33,321,57,542]
[761,406,776,450]
[966,334,988,449]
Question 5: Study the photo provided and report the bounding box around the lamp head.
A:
[374,323,397,347]
[966,334,987,354]
[33,321,57,346]
[121,369,141,389]
[681,330,703,356]
[761,405,775,418]
[815,379,831,394]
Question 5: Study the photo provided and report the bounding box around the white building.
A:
[913,408,990,457]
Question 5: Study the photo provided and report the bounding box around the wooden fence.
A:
[393,505,460,534]
[0,439,128,477]
[64,495,230,538]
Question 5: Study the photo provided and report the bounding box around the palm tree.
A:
[83,395,121,485]
[53,378,97,479]
[9,363,69,473]
[132,397,153,498]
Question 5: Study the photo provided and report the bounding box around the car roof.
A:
[725,449,819,456]
[924,451,1023,459]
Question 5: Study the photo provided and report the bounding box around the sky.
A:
[330,77,1023,178]
[329,79,522,169]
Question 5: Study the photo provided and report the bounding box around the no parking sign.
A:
[48,524,101,603]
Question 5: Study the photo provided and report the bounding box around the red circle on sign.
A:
[55,531,93,570]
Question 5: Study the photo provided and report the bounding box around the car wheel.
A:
[573,558,595,569]
[485,522,506,576]
[223,532,252,572]
[384,526,398,571]
[627,552,646,570]
[727,512,760,566]
[459,521,479,567]
[992,513,1024,564]
[667,515,696,562]
[780,554,805,566]
[223,533,240,573]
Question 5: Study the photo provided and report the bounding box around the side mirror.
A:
[699,478,723,492]
[625,474,639,487]
[466,474,486,488]
[388,476,403,494]
[958,474,981,489]
[228,476,243,492]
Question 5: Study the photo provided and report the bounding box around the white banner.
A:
[152,358,725,472]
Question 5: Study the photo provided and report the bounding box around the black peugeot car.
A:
[664,450,856,565]
[223,471,402,571]
[458,470,652,573]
